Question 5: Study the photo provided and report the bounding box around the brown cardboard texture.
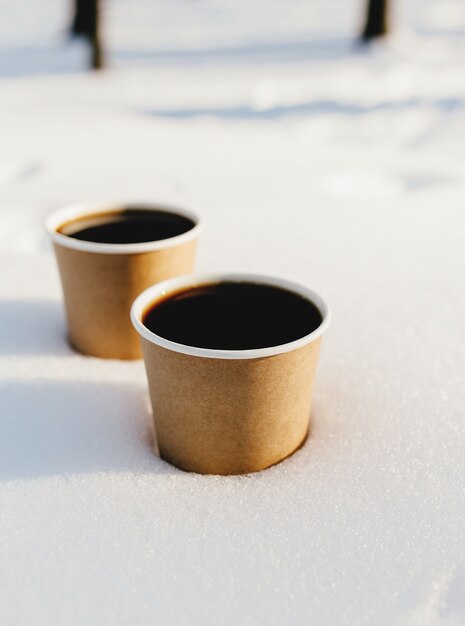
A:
[141,337,322,475]
[53,239,197,359]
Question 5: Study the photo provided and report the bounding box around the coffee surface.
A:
[59,208,195,244]
[143,282,322,350]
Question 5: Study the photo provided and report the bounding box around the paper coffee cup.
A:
[131,273,331,475]
[46,202,202,359]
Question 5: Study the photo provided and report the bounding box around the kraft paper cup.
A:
[46,202,202,360]
[131,273,331,475]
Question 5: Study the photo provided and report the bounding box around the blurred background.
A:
[0,0,464,265]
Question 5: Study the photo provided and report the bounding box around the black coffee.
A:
[59,208,195,244]
[143,282,322,350]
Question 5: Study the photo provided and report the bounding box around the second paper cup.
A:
[46,202,202,359]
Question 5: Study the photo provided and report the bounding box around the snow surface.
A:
[1,0,465,624]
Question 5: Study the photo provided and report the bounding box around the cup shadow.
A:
[0,299,71,356]
[0,379,179,481]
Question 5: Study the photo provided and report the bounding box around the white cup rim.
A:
[131,273,331,360]
[45,201,203,255]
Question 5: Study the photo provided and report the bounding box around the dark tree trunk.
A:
[361,0,389,42]
[71,0,104,69]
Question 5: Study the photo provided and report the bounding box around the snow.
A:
[1,0,465,624]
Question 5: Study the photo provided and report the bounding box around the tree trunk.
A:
[361,0,389,42]
[71,0,104,69]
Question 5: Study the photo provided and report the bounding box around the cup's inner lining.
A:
[142,281,323,351]
[57,208,195,244]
